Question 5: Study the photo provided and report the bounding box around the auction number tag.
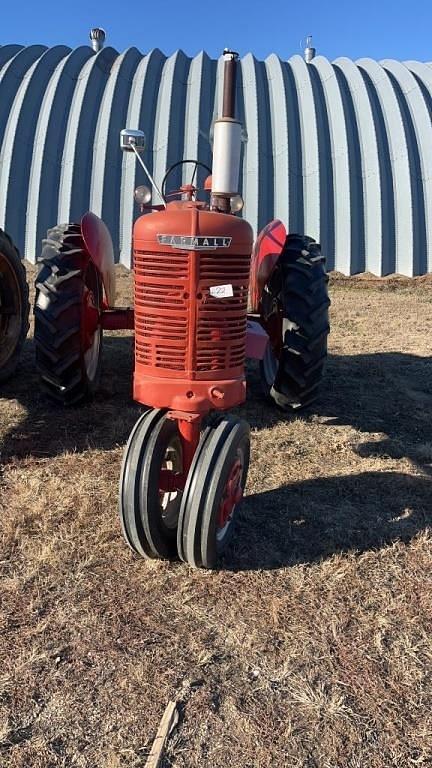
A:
[209,284,234,298]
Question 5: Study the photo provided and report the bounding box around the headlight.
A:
[134,185,152,205]
[230,194,244,213]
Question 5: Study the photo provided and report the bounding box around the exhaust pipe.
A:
[211,49,242,213]
[222,49,238,118]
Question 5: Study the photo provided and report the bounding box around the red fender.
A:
[249,219,286,312]
[80,212,116,307]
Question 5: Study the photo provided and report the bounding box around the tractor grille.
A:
[134,250,250,375]
[134,250,188,371]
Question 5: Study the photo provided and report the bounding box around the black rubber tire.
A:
[119,409,160,559]
[119,409,184,560]
[0,229,30,383]
[176,424,215,564]
[34,223,103,405]
[259,233,330,409]
[179,417,250,570]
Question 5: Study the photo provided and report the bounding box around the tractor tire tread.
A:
[34,223,102,405]
[260,233,330,410]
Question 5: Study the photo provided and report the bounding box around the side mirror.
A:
[120,128,146,153]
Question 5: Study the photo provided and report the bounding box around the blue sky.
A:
[4,0,432,62]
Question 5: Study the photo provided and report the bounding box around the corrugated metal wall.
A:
[1,44,432,275]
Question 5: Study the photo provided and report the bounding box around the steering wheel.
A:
[161,160,212,200]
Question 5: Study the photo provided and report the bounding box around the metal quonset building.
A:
[1,41,432,275]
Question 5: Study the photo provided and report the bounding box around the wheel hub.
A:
[218,458,243,532]
[158,435,183,530]
[82,287,102,382]
[82,288,100,351]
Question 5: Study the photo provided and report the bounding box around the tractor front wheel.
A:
[119,409,184,560]
[178,416,250,569]
[259,233,330,410]
[0,229,29,382]
[34,224,103,405]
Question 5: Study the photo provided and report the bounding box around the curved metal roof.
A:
[1,44,431,275]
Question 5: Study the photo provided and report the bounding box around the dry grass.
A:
[1,267,432,767]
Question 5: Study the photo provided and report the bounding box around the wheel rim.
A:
[82,263,102,382]
[262,342,278,388]
[261,309,282,387]
[84,323,101,382]
[0,250,22,369]
[159,434,183,531]
[216,448,245,544]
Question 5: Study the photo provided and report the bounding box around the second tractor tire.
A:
[0,229,30,383]
[34,224,103,405]
[259,233,330,410]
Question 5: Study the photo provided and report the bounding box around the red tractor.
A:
[0,230,29,383]
[34,50,329,568]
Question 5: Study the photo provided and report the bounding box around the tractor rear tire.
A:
[0,229,29,383]
[34,224,103,405]
[259,234,330,410]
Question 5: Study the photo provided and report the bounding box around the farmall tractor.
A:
[34,50,329,568]
[0,230,29,383]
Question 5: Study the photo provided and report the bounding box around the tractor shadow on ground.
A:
[243,350,432,476]
[0,335,141,462]
[226,470,431,570]
[227,350,432,569]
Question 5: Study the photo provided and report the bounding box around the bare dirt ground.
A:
[1,267,431,768]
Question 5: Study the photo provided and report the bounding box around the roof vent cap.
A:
[90,28,106,52]
[304,35,316,63]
